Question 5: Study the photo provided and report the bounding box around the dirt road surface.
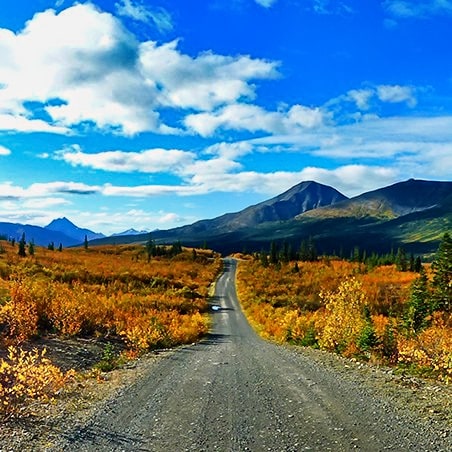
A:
[53,258,450,451]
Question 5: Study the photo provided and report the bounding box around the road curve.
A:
[57,258,450,451]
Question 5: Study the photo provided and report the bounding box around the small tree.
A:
[18,233,26,257]
[395,247,408,272]
[58,243,63,252]
[28,241,35,256]
[84,234,89,250]
[431,232,451,312]
[404,269,431,333]
[319,278,366,353]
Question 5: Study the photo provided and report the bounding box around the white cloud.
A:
[185,103,326,137]
[346,89,374,110]
[329,84,417,112]
[0,145,11,156]
[0,181,101,200]
[383,0,452,18]
[377,85,417,107]
[57,146,196,173]
[0,4,278,136]
[139,40,279,111]
[115,0,173,32]
[0,114,70,134]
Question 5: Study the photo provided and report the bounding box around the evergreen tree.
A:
[405,269,431,333]
[146,234,155,262]
[395,247,408,271]
[259,249,269,267]
[84,234,89,250]
[48,242,55,251]
[414,256,422,273]
[58,243,63,252]
[307,236,317,262]
[280,241,290,263]
[28,241,35,256]
[299,239,309,261]
[352,246,360,262]
[431,232,452,312]
[18,233,26,257]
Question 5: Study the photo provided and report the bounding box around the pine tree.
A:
[405,269,431,333]
[28,241,35,256]
[431,232,451,312]
[395,247,408,271]
[18,233,26,257]
[84,234,89,250]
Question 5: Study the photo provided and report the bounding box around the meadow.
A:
[236,241,451,383]
[0,240,222,414]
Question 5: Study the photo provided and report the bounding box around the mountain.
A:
[156,180,347,238]
[90,180,347,247]
[3,179,450,256]
[45,217,104,242]
[223,179,452,256]
[91,178,451,256]
[299,179,452,221]
[0,222,79,247]
[0,217,104,248]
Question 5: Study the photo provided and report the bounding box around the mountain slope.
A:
[158,180,347,238]
[299,179,452,221]
[0,222,80,247]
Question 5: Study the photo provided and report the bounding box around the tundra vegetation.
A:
[236,233,451,383]
[0,240,221,415]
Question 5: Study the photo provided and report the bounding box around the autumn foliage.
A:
[0,240,221,413]
[236,249,451,382]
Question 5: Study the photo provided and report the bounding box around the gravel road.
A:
[51,258,450,451]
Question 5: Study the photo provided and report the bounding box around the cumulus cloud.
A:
[115,0,173,32]
[185,103,326,137]
[0,3,278,136]
[57,145,196,173]
[139,40,279,111]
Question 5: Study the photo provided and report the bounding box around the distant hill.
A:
[0,222,79,247]
[0,217,104,248]
[45,217,104,242]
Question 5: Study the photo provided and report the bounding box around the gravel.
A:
[1,258,450,451]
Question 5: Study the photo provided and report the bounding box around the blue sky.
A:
[0,0,451,234]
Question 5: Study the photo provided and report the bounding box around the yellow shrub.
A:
[318,278,366,352]
[0,347,74,415]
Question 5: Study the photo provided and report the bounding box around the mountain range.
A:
[1,179,451,255]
